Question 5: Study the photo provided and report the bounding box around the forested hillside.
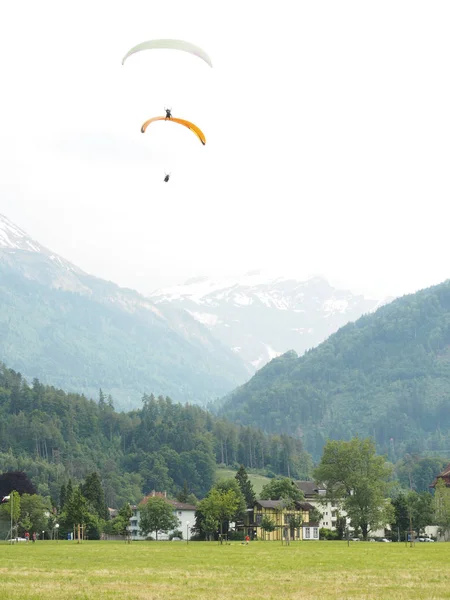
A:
[0,256,249,409]
[0,364,312,507]
[217,279,450,461]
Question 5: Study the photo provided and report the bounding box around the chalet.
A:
[241,499,319,541]
[128,490,196,541]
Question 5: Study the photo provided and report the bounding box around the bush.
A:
[319,527,339,540]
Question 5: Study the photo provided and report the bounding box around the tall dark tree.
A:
[235,465,256,507]
[0,471,37,497]
[66,479,74,506]
[81,472,108,520]
[60,483,67,511]
[177,481,190,503]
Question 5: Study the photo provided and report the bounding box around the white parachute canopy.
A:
[122,39,213,68]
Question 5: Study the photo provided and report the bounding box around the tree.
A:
[177,481,190,503]
[433,479,450,540]
[63,486,91,543]
[113,503,133,540]
[0,471,37,497]
[313,437,394,540]
[260,515,276,539]
[214,479,247,524]
[59,483,67,511]
[308,506,323,524]
[235,465,256,508]
[197,487,241,538]
[393,491,434,537]
[66,480,73,505]
[260,477,304,502]
[0,490,20,539]
[396,456,447,493]
[19,493,51,535]
[139,497,179,541]
[81,472,108,520]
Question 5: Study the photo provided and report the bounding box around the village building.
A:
[295,480,389,539]
[128,491,196,541]
[239,499,320,541]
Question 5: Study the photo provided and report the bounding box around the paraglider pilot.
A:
[164,174,170,182]
[165,107,172,119]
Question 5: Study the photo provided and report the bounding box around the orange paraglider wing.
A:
[171,118,206,145]
[140,116,206,145]
[140,116,166,133]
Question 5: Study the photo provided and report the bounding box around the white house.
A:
[296,481,389,538]
[128,491,196,541]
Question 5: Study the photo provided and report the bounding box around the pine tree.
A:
[81,472,108,520]
[98,389,106,409]
[60,483,67,510]
[235,464,256,508]
[66,479,73,505]
[177,480,190,503]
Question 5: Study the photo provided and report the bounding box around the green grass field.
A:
[0,540,448,600]
[215,468,271,497]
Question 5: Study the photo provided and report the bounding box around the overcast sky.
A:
[1,1,449,299]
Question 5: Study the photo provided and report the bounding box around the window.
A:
[256,514,262,525]
[313,528,319,539]
[304,527,310,539]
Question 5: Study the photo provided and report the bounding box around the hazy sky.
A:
[1,1,449,299]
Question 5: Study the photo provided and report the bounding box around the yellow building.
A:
[245,500,319,541]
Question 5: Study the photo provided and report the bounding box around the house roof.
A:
[296,480,326,496]
[255,500,315,511]
[256,500,282,509]
[171,501,196,511]
[430,462,450,488]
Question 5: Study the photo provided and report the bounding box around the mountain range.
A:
[150,272,391,371]
[0,214,249,409]
[216,278,450,461]
[0,212,391,410]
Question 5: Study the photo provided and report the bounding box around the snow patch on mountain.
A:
[186,310,219,326]
[0,213,79,273]
[251,343,282,369]
[322,298,349,316]
[150,272,391,373]
[152,271,293,303]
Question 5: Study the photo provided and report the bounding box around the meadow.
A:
[215,468,271,496]
[0,540,448,600]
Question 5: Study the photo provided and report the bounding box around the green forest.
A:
[217,279,450,461]
[0,363,312,508]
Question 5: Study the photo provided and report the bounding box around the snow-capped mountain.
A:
[150,271,394,371]
[0,214,250,408]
